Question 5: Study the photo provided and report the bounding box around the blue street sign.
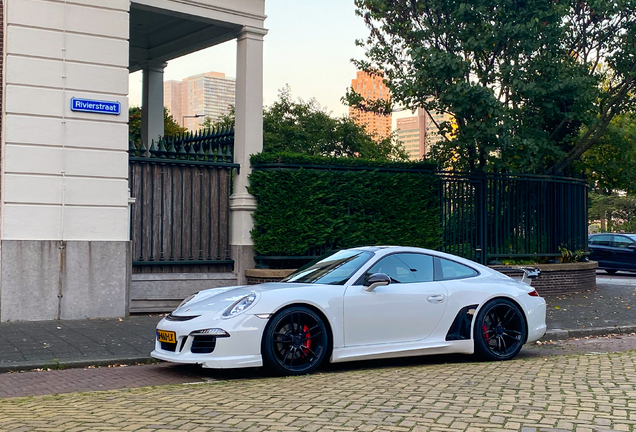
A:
[70,98,121,115]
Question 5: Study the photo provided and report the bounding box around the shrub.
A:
[248,154,441,257]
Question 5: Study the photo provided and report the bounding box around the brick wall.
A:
[245,269,295,285]
[245,262,598,296]
[492,261,598,296]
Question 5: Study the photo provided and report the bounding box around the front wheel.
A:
[262,306,329,375]
[605,269,618,275]
[474,299,527,361]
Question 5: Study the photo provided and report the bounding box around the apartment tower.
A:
[349,71,391,139]
[164,71,236,131]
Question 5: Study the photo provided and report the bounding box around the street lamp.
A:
[182,114,204,129]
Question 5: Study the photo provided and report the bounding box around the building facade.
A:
[349,71,391,140]
[395,108,453,160]
[395,109,427,160]
[0,0,267,322]
[165,71,236,131]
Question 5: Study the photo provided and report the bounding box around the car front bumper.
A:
[150,314,267,369]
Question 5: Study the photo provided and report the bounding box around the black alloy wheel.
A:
[262,306,329,375]
[474,298,527,361]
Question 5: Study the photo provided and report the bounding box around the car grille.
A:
[160,341,177,352]
[191,335,217,354]
[165,313,199,322]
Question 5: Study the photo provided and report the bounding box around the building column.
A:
[231,26,268,283]
[141,61,167,148]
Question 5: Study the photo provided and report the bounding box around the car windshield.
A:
[281,250,373,285]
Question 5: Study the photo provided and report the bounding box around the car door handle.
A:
[427,294,445,304]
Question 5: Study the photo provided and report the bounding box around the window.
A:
[590,235,612,247]
[613,236,635,249]
[434,258,478,281]
[365,255,415,284]
[395,253,434,282]
[361,253,434,284]
[282,250,373,285]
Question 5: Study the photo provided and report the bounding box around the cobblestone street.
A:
[2,347,636,432]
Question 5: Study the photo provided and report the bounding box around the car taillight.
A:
[528,289,539,297]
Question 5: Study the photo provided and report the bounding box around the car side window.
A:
[364,255,416,284]
[393,253,434,282]
[434,257,478,281]
[613,236,635,249]
[590,234,612,246]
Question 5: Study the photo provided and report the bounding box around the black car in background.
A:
[588,233,636,274]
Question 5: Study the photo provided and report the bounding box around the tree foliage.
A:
[128,107,187,146]
[349,0,636,173]
[589,191,636,232]
[579,114,636,194]
[208,87,408,160]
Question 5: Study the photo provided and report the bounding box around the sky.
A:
[129,0,374,118]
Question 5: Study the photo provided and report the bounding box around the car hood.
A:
[171,282,310,317]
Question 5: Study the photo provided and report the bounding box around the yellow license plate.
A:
[157,329,176,343]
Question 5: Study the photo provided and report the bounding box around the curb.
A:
[541,324,636,341]
[0,355,155,374]
[3,325,636,373]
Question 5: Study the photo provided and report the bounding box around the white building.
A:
[0,0,267,321]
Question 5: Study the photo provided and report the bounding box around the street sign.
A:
[70,98,121,115]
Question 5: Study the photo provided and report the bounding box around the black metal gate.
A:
[439,172,589,264]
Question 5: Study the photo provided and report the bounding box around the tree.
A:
[128,107,187,146]
[578,114,636,194]
[589,192,636,232]
[208,87,408,160]
[348,0,636,174]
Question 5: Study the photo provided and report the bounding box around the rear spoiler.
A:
[498,267,541,285]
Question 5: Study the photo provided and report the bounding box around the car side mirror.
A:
[364,273,390,292]
[629,244,636,250]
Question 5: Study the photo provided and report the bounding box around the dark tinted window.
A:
[613,236,636,249]
[590,235,612,246]
[434,257,478,281]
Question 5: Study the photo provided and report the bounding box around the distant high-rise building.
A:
[349,71,391,140]
[164,71,236,131]
[395,108,453,160]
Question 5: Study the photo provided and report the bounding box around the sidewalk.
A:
[0,280,635,372]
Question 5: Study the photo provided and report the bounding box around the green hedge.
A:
[251,152,438,171]
[248,154,441,257]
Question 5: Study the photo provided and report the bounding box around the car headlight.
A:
[223,293,257,317]
[178,293,197,309]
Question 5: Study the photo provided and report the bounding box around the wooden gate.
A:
[128,128,238,274]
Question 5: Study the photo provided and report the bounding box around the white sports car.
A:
[151,246,547,375]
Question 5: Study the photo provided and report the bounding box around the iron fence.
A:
[438,172,589,264]
[252,163,589,267]
[128,127,237,273]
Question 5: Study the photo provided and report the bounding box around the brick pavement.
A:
[0,363,206,399]
[1,349,636,431]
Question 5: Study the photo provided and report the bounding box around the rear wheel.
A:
[474,299,527,361]
[262,306,328,375]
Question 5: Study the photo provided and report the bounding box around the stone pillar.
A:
[231,26,267,284]
[141,61,167,148]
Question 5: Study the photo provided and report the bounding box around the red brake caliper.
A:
[483,324,490,341]
[302,325,311,354]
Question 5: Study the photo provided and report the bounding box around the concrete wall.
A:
[131,0,266,27]
[0,241,129,321]
[3,0,130,241]
[130,272,238,313]
[0,0,130,321]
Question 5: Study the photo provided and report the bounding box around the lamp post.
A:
[182,114,205,130]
